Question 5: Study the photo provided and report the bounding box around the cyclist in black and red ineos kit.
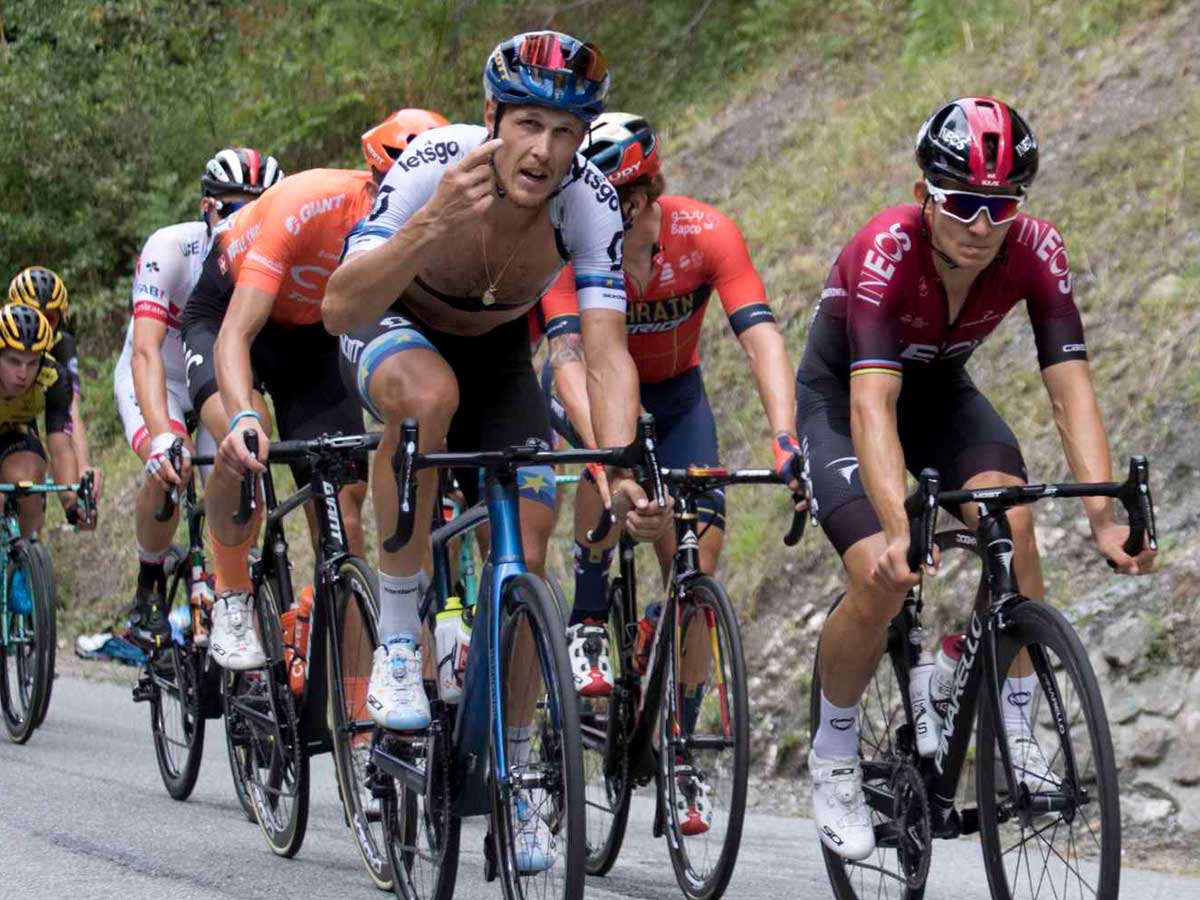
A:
[797,97,1156,860]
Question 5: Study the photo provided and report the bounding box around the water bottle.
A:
[929,633,965,723]
[633,602,662,676]
[453,602,472,680]
[908,629,939,757]
[280,584,314,698]
[189,558,214,648]
[435,596,465,703]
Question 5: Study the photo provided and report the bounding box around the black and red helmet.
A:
[915,97,1038,191]
[200,147,284,199]
[583,112,661,186]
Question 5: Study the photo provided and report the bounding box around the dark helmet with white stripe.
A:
[200,147,284,199]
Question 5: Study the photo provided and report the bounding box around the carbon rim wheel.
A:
[810,597,927,900]
[328,557,394,890]
[977,600,1120,900]
[580,579,633,876]
[149,548,206,800]
[29,542,56,728]
[1,541,52,744]
[489,572,585,900]
[658,577,749,900]
[222,669,260,822]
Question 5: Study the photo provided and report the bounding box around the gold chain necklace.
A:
[479,227,522,307]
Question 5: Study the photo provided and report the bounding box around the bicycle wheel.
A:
[976,599,1120,899]
[657,576,749,900]
[489,572,585,900]
[809,596,929,900]
[382,708,462,900]
[1,541,52,744]
[29,542,56,728]
[232,575,310,856]
[327,556,394,890]
[580,577,633,875]
[222,669,260,822]
[148,546,207,800]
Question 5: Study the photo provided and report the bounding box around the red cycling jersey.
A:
[206,169,375,325]
[801,204,1085,382]
[537,195,774,383]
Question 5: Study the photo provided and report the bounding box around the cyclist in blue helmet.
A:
[325,30,670,873]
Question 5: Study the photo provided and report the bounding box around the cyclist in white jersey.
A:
[115,147,282,647]
[324,31,671,873]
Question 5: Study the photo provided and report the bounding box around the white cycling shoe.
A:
[367,638,431,732]
[209,592,266,670]
[1000,731,1055,794]
[809,749,876,861]
[514,791,556,874]
[566,622,613,697]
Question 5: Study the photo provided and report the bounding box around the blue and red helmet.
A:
[916,97,1038,191]
[483,31,610,124]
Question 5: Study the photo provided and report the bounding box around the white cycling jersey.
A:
[120,220,211,373]
[342,124,627,314]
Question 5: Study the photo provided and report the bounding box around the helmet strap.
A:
[920,195,959,270]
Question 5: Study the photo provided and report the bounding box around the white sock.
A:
[378,571,423,645]
[508,725,533,771]
[1002,674,1039,736]
[812,691,859,760]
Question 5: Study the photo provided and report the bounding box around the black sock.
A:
[137,561,165,598]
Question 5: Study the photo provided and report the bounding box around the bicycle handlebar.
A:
[905,455,1157,574]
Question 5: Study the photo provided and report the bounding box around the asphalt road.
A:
[2,675,1198,900]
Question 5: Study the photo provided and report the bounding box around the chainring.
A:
[891,761,932,890]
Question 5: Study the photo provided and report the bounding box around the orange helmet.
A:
[361,108,450,178]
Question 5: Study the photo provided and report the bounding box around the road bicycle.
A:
[579,463,804,900]
[223,431,392,890]
[810,457,1156,900]
[369,416,666,900]
[1,473,94,743]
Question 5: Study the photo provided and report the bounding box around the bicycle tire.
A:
[658,576,749,900]
[581,576,634,875]
[809,595,928,900]
[222,669,260,822]
[29,542,56,728]
[149,545,206,800]
[326,556,394,891]
[240,575,310,856]
[1,541,52,744]
[489,572,586,900]
[976,598,1121,900]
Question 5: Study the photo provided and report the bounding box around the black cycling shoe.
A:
[129,587,172,650]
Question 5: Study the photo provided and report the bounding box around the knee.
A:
[1007,504,1037,552]
[340,482,366,527]
[842,567,904,630]
[373,362,458,429]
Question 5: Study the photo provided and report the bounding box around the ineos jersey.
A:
[799,204,1086,385]
[536,196,773,384]
[343,124,626,320]
[121,221,211,377]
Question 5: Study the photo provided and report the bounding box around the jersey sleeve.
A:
[700,210,773,335]
[1016,222,1088,368]
[41,362,73,434]
[51,331,81,396]
[558,163,626,314]
[539,265,582,339]
[132,227,183,326]
[341,125,478,260]
[839,238,907,379]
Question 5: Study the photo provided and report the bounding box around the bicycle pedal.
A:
[131,682,156,703]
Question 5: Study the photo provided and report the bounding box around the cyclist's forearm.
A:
[582,312,638,448]
[323,212,442,334]
[851,384,909,540]
[549,337,597,446]
[1045,361,1115,526]
[738,322,796,436]
[46,432,79,509]
[215,328,259,426]
[69,395,91,470]
[132,344,175,438]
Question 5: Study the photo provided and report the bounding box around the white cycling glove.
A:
[145,432,188,481]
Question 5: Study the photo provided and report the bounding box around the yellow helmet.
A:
[8,266,69,323]
[0,304,54,354]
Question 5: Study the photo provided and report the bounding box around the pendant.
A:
[481,287,496,307]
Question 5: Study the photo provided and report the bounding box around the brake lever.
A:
[154,439,184,522]
[1110,455,1156,568]
[383,418,419,553]
[906,469,941,573]
[232,431,259,526]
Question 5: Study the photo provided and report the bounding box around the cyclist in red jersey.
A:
[539,114,802,718]
[798,97,1156,861]
[180,112,445,671]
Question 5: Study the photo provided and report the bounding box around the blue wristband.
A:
[228,409,262,432]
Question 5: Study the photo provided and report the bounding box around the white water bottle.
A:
[910,648,939,757]
[435,596,465,703]
[929,634,965,724]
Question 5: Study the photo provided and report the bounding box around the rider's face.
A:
[486,102,586,208]
[915,178,1014,271]
[0,349,42,397]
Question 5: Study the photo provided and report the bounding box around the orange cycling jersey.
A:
[205,169,375,325]
[536,195,774,383]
